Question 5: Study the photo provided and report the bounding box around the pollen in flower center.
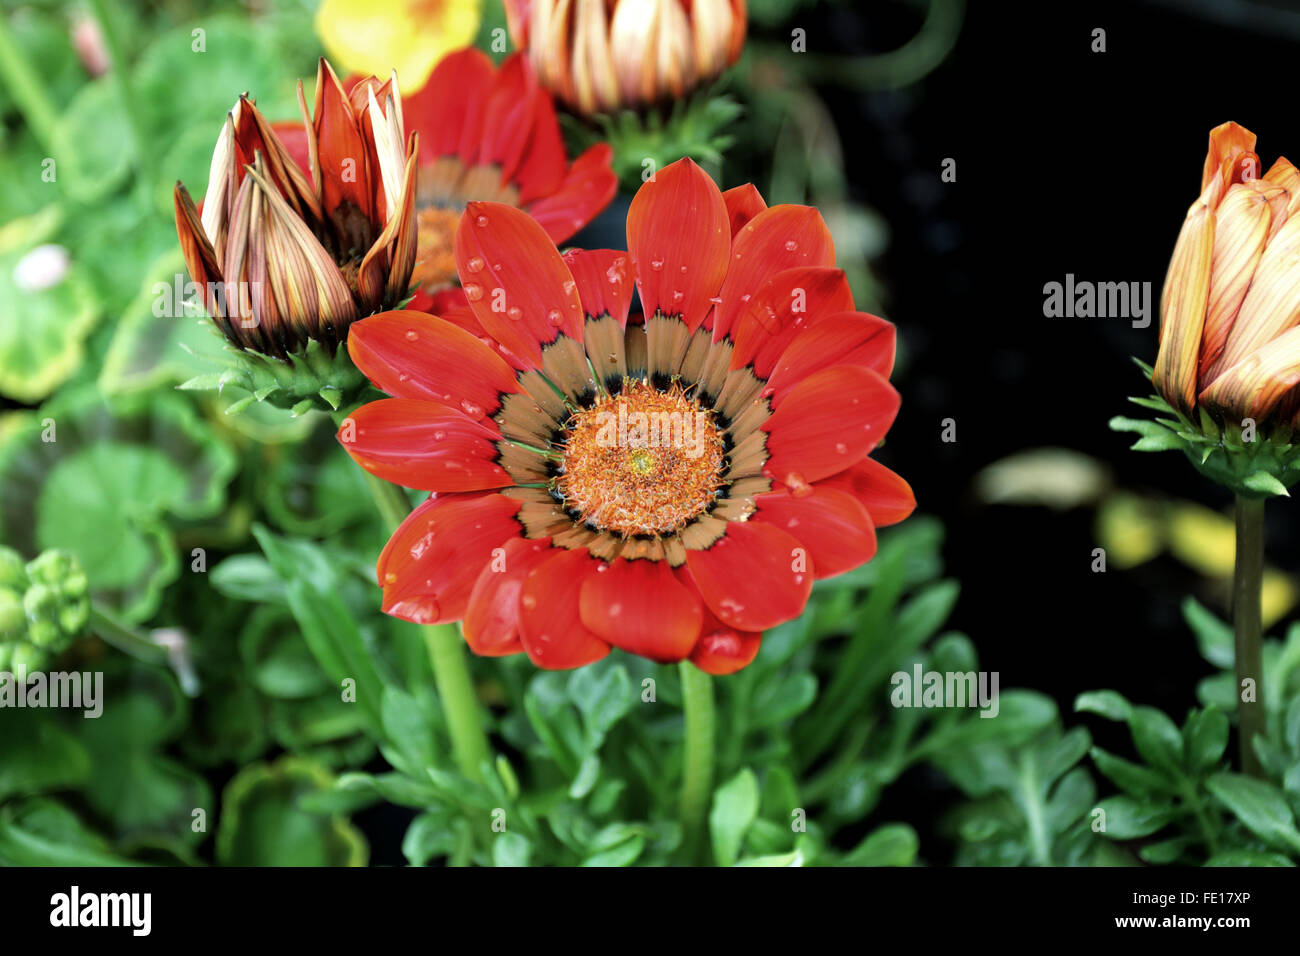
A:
[411,205,463,292]
[555,381,726,537]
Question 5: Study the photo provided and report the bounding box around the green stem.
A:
[0,13,64,162]
[86,0,154,200]
[1232,494,1266,779]
[678,662,716,861]
[354,454,489,783]
[88,605,167,666]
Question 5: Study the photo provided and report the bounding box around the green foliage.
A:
[1065,599,1300,866]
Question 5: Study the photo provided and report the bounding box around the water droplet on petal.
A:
[784,472,813,497]
[463,283,484,302]
[466,256,485,272]
[547,309,563,326]
[784,240,798,252]
[835,442,848,454]
[405,329,419,341]
[461,399,484,417]
[521,594,538,610]
[650,258,665,272]
[507,305,523,320]
[476,214,489,227]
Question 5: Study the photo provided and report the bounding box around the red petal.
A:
[579,558,703,661]
[626,157,729,331]
[562,248,633,326]
[525,143,618,244]
[463,535,554,657]
[729,268,855,376]
[755,484,877,579]
[474,54,539,181]
[313,59,371,220]
[404,48,497,161]
[821,457,916,527]
[340,399,512,492]
[684,521,813,632]
[764,311,896,404]
[347,310,520,415]
[518,548,611,669]
[763,366,900,485]
[712,204,836,342]
[270,121,311,178]
[689,609,762,675]
[453,201,584,368]
[722,183,767,236]
[378,492,523,625]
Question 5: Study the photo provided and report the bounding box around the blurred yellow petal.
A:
[1167,502,1235,578]
[315,0,482,93]
[1095,493,1166,569]
[1261,571,1296,630]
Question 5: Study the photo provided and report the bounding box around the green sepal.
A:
[175,321,367,418]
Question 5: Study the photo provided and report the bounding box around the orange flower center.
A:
[412,205,463,292]
[555,381,726,537]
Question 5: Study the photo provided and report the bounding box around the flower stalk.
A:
[678,661,716,859]
[1232,494,1265,778]
[350,436,490,784]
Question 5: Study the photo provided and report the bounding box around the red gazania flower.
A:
[400,48,617,303]
[338,158,913,674]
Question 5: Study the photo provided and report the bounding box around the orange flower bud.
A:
[1154,122,1300,426]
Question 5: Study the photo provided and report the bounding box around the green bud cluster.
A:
[0,546,90,673]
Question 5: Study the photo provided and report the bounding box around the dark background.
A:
[779,0,1300,845]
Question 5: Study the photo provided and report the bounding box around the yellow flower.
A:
[314,0,483,94]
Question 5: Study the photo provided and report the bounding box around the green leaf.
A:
[1095,796,1176,839]
[733,849,804,867]
[54,76,132,202]
[1205,850,1296,866]
[212,555,288,605]
[0,708,91,800]
[1183,707,1229,773]
[1205,773,1300,853]
[0,799,139,867]
[1089,747,1175,797]
[0,230,100,402]
[0,388,236,622]
[402,810,458,866]
[1074,689,1133,722]
[1183,598,1234,668]
[1243,471,1289,497]
[710,768,760,866]
[569,662,633,750]
[1129,706,1184,773]
[842,823,918,866]
[580,835,646,867]
[381,686,436,770]
[492,832,532,867]
[216,758,368,866]
[750,672,817,728]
